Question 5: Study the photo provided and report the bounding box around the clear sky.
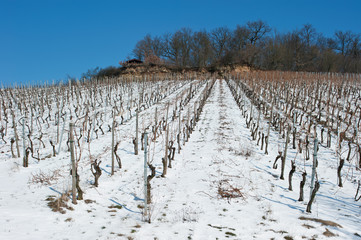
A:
[1,0,360,86]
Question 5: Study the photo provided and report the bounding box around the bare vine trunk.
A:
[337,159,344,187]
[91,159,102,187]
[306,181,320,213]
[288,161,296,191]
[147,163,156,204]
[298,172,307,201]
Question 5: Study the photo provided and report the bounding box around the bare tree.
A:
[244,20,271,66]
[246,20,271,45]
[210,27,232,65]
[132,34,165,63]
[334,30,353,56]
[191,30,213,68]
[163,28,193,67]
[300,24,317,47]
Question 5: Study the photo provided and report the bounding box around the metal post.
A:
[143,132,148,216]
[69,122,77,204]
[310,138,318,199]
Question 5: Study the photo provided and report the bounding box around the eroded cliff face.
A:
[100,63,251,79]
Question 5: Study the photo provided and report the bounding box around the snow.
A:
[0,79,360,240]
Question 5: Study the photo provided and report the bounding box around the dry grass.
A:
[266,229,288,234]
[302,224,315,229]
[84,199,96,204]
[299,216,342,228]
[108,204,123,210]
[46,194,73,214]
[323,228,337,237]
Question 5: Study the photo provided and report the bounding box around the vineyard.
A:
[0,72,361,239]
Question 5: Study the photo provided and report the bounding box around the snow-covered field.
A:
[1,79,360,240]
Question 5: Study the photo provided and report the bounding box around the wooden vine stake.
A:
[111,111,115,175]
[310,138,318,198]
[12,111,20,158]
[143,132,148,217]
[69,122,77,204]
[265,122,270,154]
[162,124,169,177]
[57,103,60,144]
[57,113,66,154]
[165,102,170,123]
[135,109,139,155]
[154,107,158,125]
[178,110,181,154]
[22,118,27,167]
[280,126,290,180]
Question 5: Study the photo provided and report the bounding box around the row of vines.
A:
[0,72,217,220]
[226,71,361,210]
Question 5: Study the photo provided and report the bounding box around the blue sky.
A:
[1,0,360,86]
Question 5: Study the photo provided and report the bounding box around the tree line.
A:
[131,20,361,73]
